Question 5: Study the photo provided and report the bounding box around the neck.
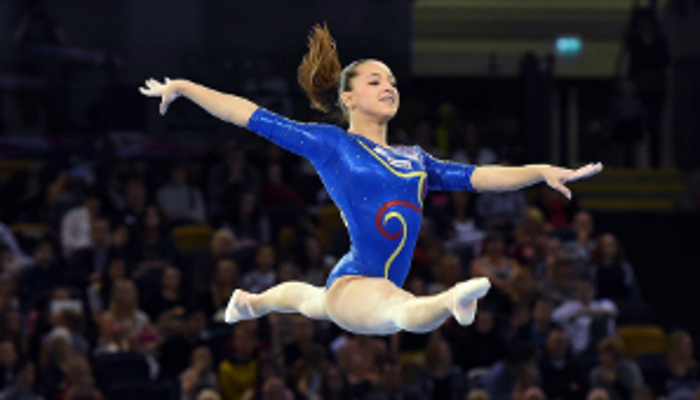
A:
[348,115,389,147]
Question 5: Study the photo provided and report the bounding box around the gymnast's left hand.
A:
[542,162,603,200]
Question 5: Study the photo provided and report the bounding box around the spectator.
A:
[229,193,270,247]
[19,241,64,312]
[539,329,586,400]
[158,312,207,381]
[298,236,335,287]
[475,174,528,231]
[242,245,276,294]
[589,337,644,400]
[0,359,44,400]
[192,228,239,298]
[647,330,699,397]
[562,211,596,272]
[178,346,218,400]
[261,163,303,209]
[208,147,260,225]
[218,321,259,400]
[589,234,639,311]
[587,388,611,400]
[129,205,177,267]
[38,330,74,400]
[420,340,467,400]
[631,386,654,400]
[0,341,18,391]
[67,218,116,287]
[97,279,154,353]
[445,307,507,374]
[445,191,485,263]
[145,266,188,324]
[470,231,521,313]
[551,280,618,357]
[156,165,207,226]
[543,252,579,306]
[319,365,351,400]
[534,186,579,231]
[86,258,126,322]
[513,297,558,349]
[484,342,540,400]
[204,259,239,322]
[55,356,105,400]
[121,178,149,234]
[60,190,101,257]
[514,208,550,266]
[427,253,464,295]
[451,122,498,166]
[508,268,543,327]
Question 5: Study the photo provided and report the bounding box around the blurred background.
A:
[0,0,699,399]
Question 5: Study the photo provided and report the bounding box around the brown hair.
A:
[598,337,625,362]
[297,22,368,121]
[590,233,625,265]
[667,330,695,368]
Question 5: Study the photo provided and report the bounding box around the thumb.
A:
[548,180,572,200]
[160,97,170,116]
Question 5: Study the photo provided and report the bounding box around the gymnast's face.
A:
[342,60,399,122]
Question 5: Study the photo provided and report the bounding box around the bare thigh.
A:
[325,275,414,335]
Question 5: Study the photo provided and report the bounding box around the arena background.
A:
[0,0,699,399]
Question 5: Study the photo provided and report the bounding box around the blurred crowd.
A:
[0,105,697,400]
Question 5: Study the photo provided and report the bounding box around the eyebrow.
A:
[367,72,396,81]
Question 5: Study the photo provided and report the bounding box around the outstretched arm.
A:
[140,78,258,126]
[471,162,603,199]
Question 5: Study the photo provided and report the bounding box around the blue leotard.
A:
[247,107,477,289]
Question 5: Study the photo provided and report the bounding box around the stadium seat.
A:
[172,225,213,252]
[617,325,667,358]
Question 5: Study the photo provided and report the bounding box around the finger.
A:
[564,163,602,183]
[160,98,170,115]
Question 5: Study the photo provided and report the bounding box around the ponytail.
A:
[297,22,342,114]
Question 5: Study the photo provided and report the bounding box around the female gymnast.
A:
[139,24,603,335]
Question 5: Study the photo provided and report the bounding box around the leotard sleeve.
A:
[417,146,477,192]
[246,107,338,165]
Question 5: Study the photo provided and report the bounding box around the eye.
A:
[391,82,398,88]
[369,81,379,86]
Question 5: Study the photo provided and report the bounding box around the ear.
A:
[340,92,354,110]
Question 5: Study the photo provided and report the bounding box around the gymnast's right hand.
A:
[139,77,181,116]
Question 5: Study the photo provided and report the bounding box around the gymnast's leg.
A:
[325,276,491,335]
[225,281,328,323]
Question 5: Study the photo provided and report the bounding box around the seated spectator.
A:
[533,185,579,231]
[484,342,540,400]
[86,258,126,322]
[445,307,507,373]
[0,341,18,391]
[539,329,587,400]
[532,236,562,282]
[178,346,218,400]
[552,281,618,357]
[517,387,548,400]
[158,312,207,381]
[513,297,558,349]
[68,218,119,287]
[365,362,423,400]
[120,177,150,236]
[420,339,467,400]
[97,279,155,353]
[589,337,644,400]
[281,315,315,368]
[60,189,101,257]
[38,330,74,400]
[297,236,335,287]
[589,234,640,317]
[203,259,239,322]
[288,343,327,400]
[129,205,177,268]
[647,330,699,397]
[242,245,276,294]
[561,210,597,269]
[261,163,303,209]
[514,207,550,266]
[427,253,464,295]
[451,122,498,166]
[145,266,188,324]
[444,191,485,264]
[208,146,261,225]
[242,375,293,400]
[192,228,239,298]
[543,252,579,306]
[229,193,270,248]
[475,180,528,232]
[0,359,44,400]
[319,364,351,400]
[587,388,611,400]
[336,336,387,398]
[631,386,655,400]
[470,232,521,313]
[55,356,105,400]
[19,240,64,312]
[157,165,207,226]
[218,321,259,400]
[508,268,543,327]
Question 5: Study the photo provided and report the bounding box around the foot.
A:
[451,277,491,326]
[224,289,256,324]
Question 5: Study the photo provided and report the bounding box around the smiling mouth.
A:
[380,97,396,105]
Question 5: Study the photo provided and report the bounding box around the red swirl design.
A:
[375,200,422,240]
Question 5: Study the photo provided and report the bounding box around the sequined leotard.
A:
[247,108,477,289]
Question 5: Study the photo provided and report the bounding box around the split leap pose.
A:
[140,24,603,335]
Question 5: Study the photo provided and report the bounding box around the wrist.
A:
[173,79,191,96]
[525,164,549,181]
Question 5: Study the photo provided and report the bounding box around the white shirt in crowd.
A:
[60,206,92,256]
[552,299,618,354]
